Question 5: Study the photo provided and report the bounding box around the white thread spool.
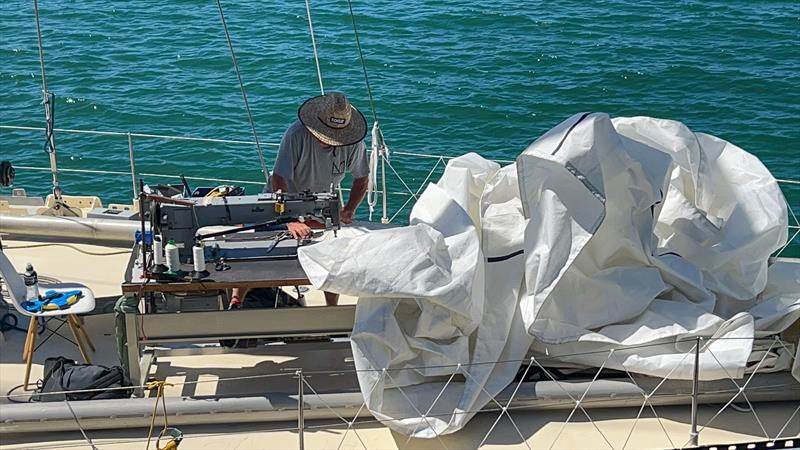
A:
[153,235,165,266]
[192,241,206,272]
[165,239,180,272]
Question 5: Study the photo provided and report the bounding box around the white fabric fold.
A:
[297,114,799,436]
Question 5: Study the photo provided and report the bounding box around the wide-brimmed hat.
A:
[298,92,367,146]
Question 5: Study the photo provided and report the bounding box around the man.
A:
[272,91,370,238]
[232,92,369,306]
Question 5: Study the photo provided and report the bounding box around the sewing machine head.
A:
[148,191,340,261]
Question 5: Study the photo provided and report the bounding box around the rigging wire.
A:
[345,0,378,125]
[32,0,61,194]
[214,0,270,184]
[32,0,48,95]
[343,0,389,221]
[303,0,325,95]
[64,399,99,450]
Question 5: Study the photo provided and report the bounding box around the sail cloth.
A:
[298,113,800,437]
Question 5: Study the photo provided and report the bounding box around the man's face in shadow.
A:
[315,136,332,150]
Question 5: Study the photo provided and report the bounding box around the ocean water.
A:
[1,1,798,253]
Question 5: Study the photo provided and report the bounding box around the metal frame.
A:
[125,304,356,391]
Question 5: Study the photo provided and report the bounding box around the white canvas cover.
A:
[298,113,800,437]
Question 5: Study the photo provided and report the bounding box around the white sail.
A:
[298,113,799,437]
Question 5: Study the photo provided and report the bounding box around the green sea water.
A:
[1,1,798,254]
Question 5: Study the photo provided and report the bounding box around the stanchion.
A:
[689,336,701,447]
[127,132,138,199]
[297,369,305,450]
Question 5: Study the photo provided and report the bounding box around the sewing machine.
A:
[146,190,340,263]
[116,187,349,392]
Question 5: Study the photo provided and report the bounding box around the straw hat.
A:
[298,92,367,146]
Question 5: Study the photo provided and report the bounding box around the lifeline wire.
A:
[4,344,798,449]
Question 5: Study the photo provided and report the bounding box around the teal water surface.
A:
[1,1,798,254]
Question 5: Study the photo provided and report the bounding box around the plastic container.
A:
[23,263,40,300]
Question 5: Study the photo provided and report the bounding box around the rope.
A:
[214,0,270,184]
[367,123,381,220]
[303,0,324,95]
[346,0,377,124]
[146,380,182,450]
[145,380,166,450]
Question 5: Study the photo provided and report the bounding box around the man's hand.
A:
[340,207,354,224]
[287,221,312,239]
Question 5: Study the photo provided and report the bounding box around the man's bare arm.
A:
[346,176,369,211]
[271,173,290,192]
[340,176,369,224]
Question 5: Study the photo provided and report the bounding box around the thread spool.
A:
[193,243,206,272]
[165,239,180,273]
[152,235,168,274]
[190,241,209,280]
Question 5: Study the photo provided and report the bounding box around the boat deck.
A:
[0,237,360,403]
[1,238,798,449]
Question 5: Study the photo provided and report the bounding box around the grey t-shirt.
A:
[271,120,369,193]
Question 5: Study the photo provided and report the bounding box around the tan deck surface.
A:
[1,239,798,448]
[2,239,132,300]
[2,313,797,449]
[0,238,356,400]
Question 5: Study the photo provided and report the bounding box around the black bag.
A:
[33,356,133,402]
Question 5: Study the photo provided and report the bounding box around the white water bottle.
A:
[165,239,180,272]
[23,263,40,300]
